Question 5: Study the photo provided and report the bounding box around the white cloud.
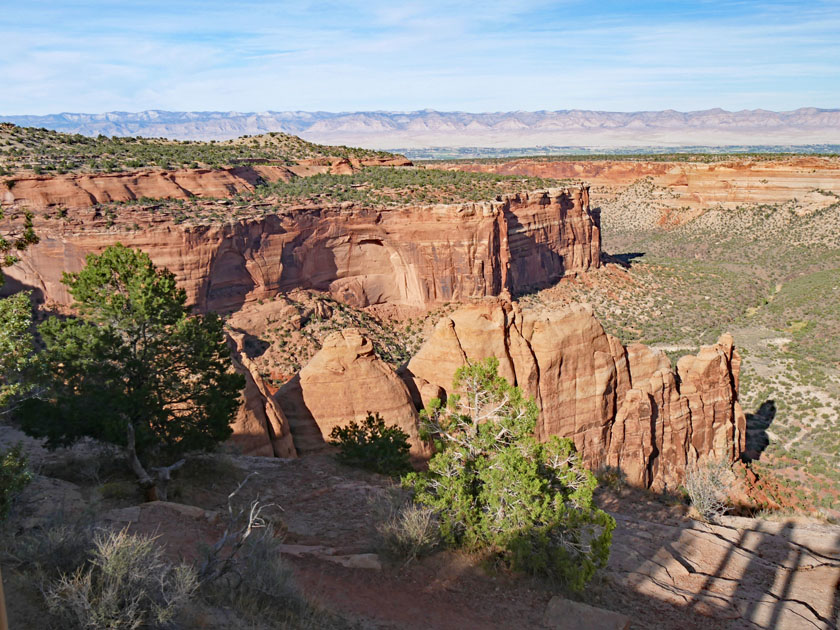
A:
[1,1,838,113]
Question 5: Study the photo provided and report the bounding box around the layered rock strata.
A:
[402,300,745,490]
[0,157,412,210]
[2,166,295,210]
[433,157,840,216]
[5,187,600,311]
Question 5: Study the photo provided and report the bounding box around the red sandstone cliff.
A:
[402,301,744,491]
[5,187,600,311]
[1,166,296,209]
[227,331,296,458]
[0,158,412,211]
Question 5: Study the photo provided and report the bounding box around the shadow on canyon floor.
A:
[681,520,840,629]
[599,482,840,629]
[607,251,646,268]
[743,399,777,463]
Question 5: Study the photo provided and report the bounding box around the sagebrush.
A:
[684,457,732,522]
[377,501,440,565]
[45,527,197,630]
[1,518,95,581]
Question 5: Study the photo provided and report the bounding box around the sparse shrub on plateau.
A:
[329,412,413,477]
[405,358,615,591]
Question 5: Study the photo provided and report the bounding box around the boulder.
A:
[298,329,424,453]
[10,475,86,530]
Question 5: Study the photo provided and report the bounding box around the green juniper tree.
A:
[405,358,615,591]
[0,293,35,409]
[0,207,39,408]
[20,244,244,499]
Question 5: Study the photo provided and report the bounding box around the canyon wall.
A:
[1,166,293,209]
[0,157,411,210]
[4,187,600,311]
[401,300,745,491]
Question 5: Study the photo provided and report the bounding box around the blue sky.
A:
[2,1,839,114]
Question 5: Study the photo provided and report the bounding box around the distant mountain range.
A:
[3,108,840,152]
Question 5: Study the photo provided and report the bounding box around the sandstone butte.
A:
[3,185,600,312]
[290,328,427,455]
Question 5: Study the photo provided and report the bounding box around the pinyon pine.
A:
[405,358,614,591]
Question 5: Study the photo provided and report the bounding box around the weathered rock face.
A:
[1,166,297,210]
[0,159,412,211]
[6,187,600,311]
[608,513,840,629]
[294,329,425,453]
[403,300,744,490]
[227,332,296,458]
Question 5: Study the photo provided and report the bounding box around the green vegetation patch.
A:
[0,123,394,175]
[255,166,567,206]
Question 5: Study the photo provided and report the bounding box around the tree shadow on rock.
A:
[239,332,270,359]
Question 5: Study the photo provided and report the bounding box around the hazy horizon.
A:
[4,106,840,117]
[6,107,840,151]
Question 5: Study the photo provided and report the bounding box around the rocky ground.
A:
[2,423,838,629]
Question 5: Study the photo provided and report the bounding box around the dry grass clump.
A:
[595,465,627,492]
[194,475,342,629]
[199,523,307,624]
[376,499,440,565]
[684,458,733,522]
